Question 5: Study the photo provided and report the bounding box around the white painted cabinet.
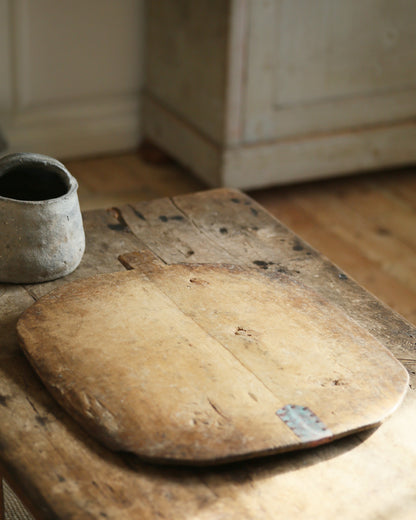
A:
[143,0,416,188]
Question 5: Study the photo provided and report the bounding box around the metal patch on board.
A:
[276,405,332,443]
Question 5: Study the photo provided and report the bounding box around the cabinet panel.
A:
[244,0,416,141]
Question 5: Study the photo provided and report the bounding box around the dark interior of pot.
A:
[0,163,70,201]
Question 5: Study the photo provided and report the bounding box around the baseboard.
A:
[2,94,141,160]
[142,93,416,189]
[224,120,416,189]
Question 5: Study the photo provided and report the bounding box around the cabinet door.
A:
[243,0,416,142]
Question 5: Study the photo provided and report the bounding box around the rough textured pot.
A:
[0,153,85,283]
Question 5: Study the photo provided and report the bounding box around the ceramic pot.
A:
[0,153,85,283]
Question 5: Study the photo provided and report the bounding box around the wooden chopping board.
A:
[17,251,409,465]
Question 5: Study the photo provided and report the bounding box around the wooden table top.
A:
[1,188,415,519]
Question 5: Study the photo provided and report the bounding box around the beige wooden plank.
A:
[120,197,235,265]
[122,190,310,289]
[122,193,297,270]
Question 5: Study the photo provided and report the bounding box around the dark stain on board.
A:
[219,227,228,234]
[277,265,300,276]
[253,260,275,270]
[108,208,130,232]
[35,415,50,427]
[338,273,348,280]
[108,223,128,232]
[376,226,391,236]
[189,278,210,286]
[279,265,295,274]
[292,240,304,251]
[250,207,259,217]
[159,215,185,222]
[231,198,241,203]
[261,264,301,277]
[0,394,9,407]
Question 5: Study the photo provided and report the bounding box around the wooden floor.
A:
[66,151,416,326]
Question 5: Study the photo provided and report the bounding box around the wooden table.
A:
[1,188,415,519]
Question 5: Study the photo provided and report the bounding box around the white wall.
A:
[0,0,144,159]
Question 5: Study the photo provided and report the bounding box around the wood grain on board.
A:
[0,189,415,519]
[17,255,408,465]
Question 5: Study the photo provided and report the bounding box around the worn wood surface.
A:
[18,254,408,465]
[0,189,415,518]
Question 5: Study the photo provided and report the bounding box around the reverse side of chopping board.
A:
[17,251,408,465]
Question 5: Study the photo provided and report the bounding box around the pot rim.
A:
[0,152,78,205]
